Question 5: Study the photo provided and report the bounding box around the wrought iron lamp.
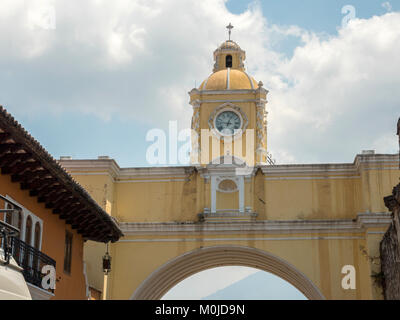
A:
[102,243,112,275]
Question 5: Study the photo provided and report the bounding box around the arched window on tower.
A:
[226,55,232,68]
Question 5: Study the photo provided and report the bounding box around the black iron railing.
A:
[0,220,19,264]
[10,237,56,291]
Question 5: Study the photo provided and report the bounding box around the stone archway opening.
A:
[131,245,325,300]
[162,266,308,300]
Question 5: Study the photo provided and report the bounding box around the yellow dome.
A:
[217,40,242,51]
[200,69,258,91]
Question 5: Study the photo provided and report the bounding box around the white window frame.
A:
[4,195,43,251]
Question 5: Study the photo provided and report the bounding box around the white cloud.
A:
[248,13,400,163]
[0,1,398,164]
[0,0,240,124]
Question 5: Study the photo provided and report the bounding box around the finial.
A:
[226,23,234,41]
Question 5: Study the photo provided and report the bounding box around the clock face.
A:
[215,111,241,135]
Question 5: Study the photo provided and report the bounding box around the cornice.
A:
[60,159,196,180]
[197,99,268,105]
[261,153,399,177]
[119,212,392,237]
[119,166,194,177]
[59,154,398,182]
[199,89,257,95]
[58,159,120,179]
[353,153,399,168]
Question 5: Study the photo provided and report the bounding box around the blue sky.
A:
[228,0,400,58]
[227,0,398,33]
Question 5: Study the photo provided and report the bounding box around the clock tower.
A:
[188,27,269,216]
[189,33,269,168]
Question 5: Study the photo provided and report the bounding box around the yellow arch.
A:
[131,245,325,300]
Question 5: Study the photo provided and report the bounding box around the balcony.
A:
[1,220,56,297]
[10,237,56,292]
[0,220,18,264]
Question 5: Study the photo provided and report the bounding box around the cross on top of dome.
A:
[226,23,234,41]
[212,25,246,73]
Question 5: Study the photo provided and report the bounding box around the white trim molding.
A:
[5,195,43,249]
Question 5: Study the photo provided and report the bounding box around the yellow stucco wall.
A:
[107,232,379,300]
[70,161,398,223]
[60,153,399,300]
[264,178,362,220]
[217,191,239,210]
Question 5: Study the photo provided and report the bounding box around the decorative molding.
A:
[5,195,43,248]
[216,178,238,193]
[119,212,392,236]
[59,154,398,183]
[363,166,400,171]
[200,89,258,95]
[198,98,268,104]
[256,86,269,95]
[265,176,361,181]
[116,179,187,184]
[190,100,201,109]
[255,99,267,158]
[261,154,399,177]
[191,102,201,164]
[120,236,365,243]
[198,210,258,223]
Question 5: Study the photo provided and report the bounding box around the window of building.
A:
[5,203,12,225]
[16,212,22,239]
[64,231,73,274]
[226,55,232,68]
[34,222,41,250]
[3,196,43,247]
[25,216,32,246]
